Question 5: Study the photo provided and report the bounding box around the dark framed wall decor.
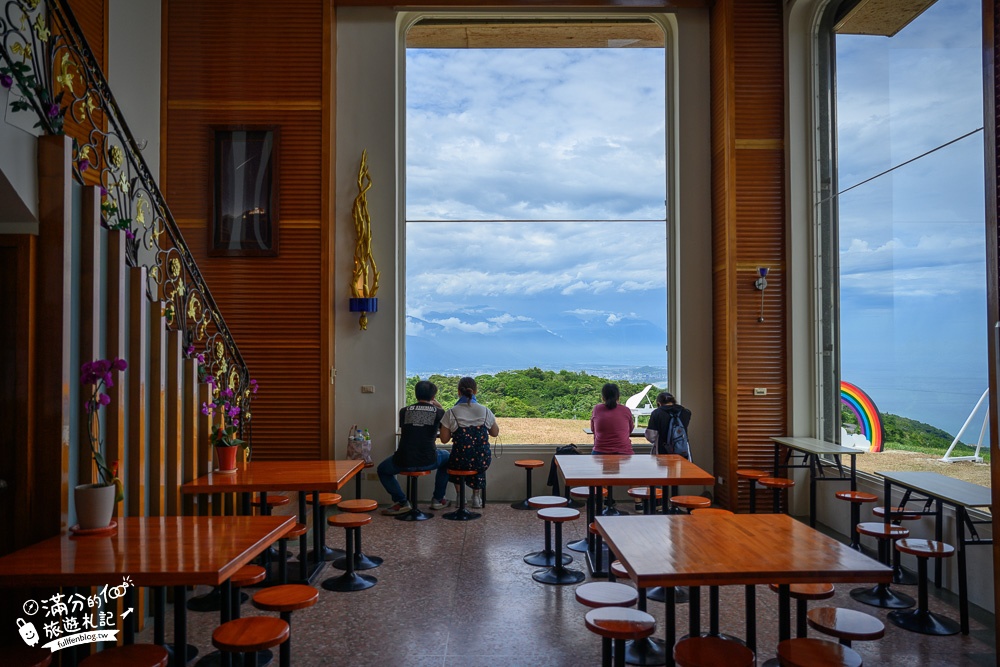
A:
[210,126,280,256]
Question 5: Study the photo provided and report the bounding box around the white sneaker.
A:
[430,498,450,510]
[470,490,483,509]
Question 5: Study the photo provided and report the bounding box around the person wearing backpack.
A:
[644,392,692,460]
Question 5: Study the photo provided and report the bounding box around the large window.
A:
[403,19,668,442]
[825,0,989,484]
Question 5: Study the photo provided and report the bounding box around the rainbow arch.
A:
[840,381,885,453]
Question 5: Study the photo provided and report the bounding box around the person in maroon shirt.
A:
[589,383,635,455]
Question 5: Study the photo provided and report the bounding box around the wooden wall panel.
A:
[711,0,787,512]
[163,0,328,459]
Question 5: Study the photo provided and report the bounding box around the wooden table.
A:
[555,454,715,575]
[0,515,292,667]
[770,436,862,527]
[877,470,992,634]
[597,513,892,665]
[181,460,365,581]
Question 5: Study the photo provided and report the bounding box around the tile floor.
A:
[138,500,996,666]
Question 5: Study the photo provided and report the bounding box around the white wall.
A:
[335,7,714,501]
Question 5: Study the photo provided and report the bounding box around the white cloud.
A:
[428,317,499,335]
[606,313,622,326]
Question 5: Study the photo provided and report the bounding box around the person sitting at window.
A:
[378,380,452,515]
[590,383,635,455]
[439,376,499,509]
[644,392,692,459]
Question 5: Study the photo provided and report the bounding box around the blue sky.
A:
[404,4,988,438]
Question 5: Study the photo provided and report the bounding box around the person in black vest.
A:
[644,392,692,458]
[378,380,451,515]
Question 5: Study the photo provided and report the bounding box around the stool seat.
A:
[807,607,885,643]
[895,538,954,558]
[338,498,378,513]
[529,495,570,509]
[329,513,372,529]
[736,469,769,480]
[835,490,878,503]
[758,477,794,489]
[610,560,629,579]
[627,487,663,499]
[3,645,53,667]
[856,522,909,539]
[252,584,320,613]
[515,459,545,469]
[776,637,863,667]
[538,507,580,522]
[448,469,477,476]
[691,508,734,516]
[79,644,168,667]
[231,564,267,588]
[575,582,639,608]
[571,485,607,498]
[768,582,835,601]
[400,469,432,477]
[671,495,711,510]
[585,607,656,641]
[305,492,342,506]
[285,522,308,539]
[253,494,290,507]
[873,506,921,521]
[212,616,289,654]
[673,636,755,667]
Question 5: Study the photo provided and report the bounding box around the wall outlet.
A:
[716,476,723,485]
[753,387,767,396]
[361,385,375,394]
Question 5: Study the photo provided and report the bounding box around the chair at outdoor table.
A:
[775,637,862,667]
[335,498,384,570]
[807,607,885,648]
[567,486,605,552]
[322,513,378,592]
[396,470,434,521]
[609,560,668,666]
[873,505,922,585]
[673,636,754,667]
[212,617,290,667]
[442,469,481,521]
[768,583,835,639]
[512,459,545,509]
[304,492,344,562]
[758,476,795,514]
[887,539,960,636]
[524,496,572,567]
[252,584,320,667]
[532,507,585,585]
[835,490,878,550]
[585,607,657,667]
[737,469,769,513]
[670,495,711,513]
[850,522,915,609]
[277,522,309,584]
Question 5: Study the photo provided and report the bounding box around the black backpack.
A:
[659,413,691,459]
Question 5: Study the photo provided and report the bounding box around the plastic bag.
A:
[346,424,372,464]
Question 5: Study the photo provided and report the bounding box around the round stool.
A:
[850,522,914,609]
[670,495,711,513]
[873,506,922,521]
[524,495,572,567]
[776,637,862,667]
[887,539,959,636]
[585,607,656,667]
[567,486,606,552]
[758,477,794,514]
[230,565,267,617]
[691,508,734,516]
[873,507,921,584]
[834,491,878,550]
[79,644,168,667]
[3,645,53,667]
[807,607,884,647]
[575,582,639,609]
[768,582,835,639]
[532,507,584,585]
[396,470,434,521]
[212,617,289,667]
[278,521,309,584]
[252,584,320,667]
[673,636,754,667]
[305,492,344,562]
[627,486,663,515]
[512,459,546,509]
[443,469,481,521]
[609,560,670,665]
[253,493,291,564]
[355,460,375,498]
[737,469,769,513]
[335,499,383,570]
[322,513,377,591]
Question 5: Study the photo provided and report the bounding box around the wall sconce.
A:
[754,267,769,323]
[350,149,379,330]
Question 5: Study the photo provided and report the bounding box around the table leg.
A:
[957,506,970,635]
[241,491,251,516]
[664,586,676,667]
[809,455,818,527]
[154,586,165,646]
[883,478,892,534]
[220,579,232,622]
[745,585,756,654]
[173,585,187,667]
[849,454,857,492]
[688,586,700,637]
[778,584,791,642]
[312,491,322,570]
[935,500,944,587]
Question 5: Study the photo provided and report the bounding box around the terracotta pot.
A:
[216,445,239,472]
[74,483,116,530]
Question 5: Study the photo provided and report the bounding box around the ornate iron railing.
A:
[0,0,254,444]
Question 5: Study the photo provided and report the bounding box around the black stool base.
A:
[396,508,433,521]
[322,571,377,592]
[850,584,915,609]
[510,498,533,510]
[308,545,347,562]
[677,632,748,647]
[442,507,481,521]
[566,538,588,553]
[532,566,585,585]
[624,636,667,666]
[888,609,961,636]
[333,553,383,571]
[166,643,199,664]
[893,568,920,586]
[186,588,247,612]
[600,505,628,517]
[523,550,572,567]
[648,586,688,604]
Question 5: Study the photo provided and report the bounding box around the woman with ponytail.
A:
[439,376,499,509]
[589,383,635,455]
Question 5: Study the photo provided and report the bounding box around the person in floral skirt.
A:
[439,376,499,509]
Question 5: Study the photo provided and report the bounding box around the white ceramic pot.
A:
[74,483,116,530]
